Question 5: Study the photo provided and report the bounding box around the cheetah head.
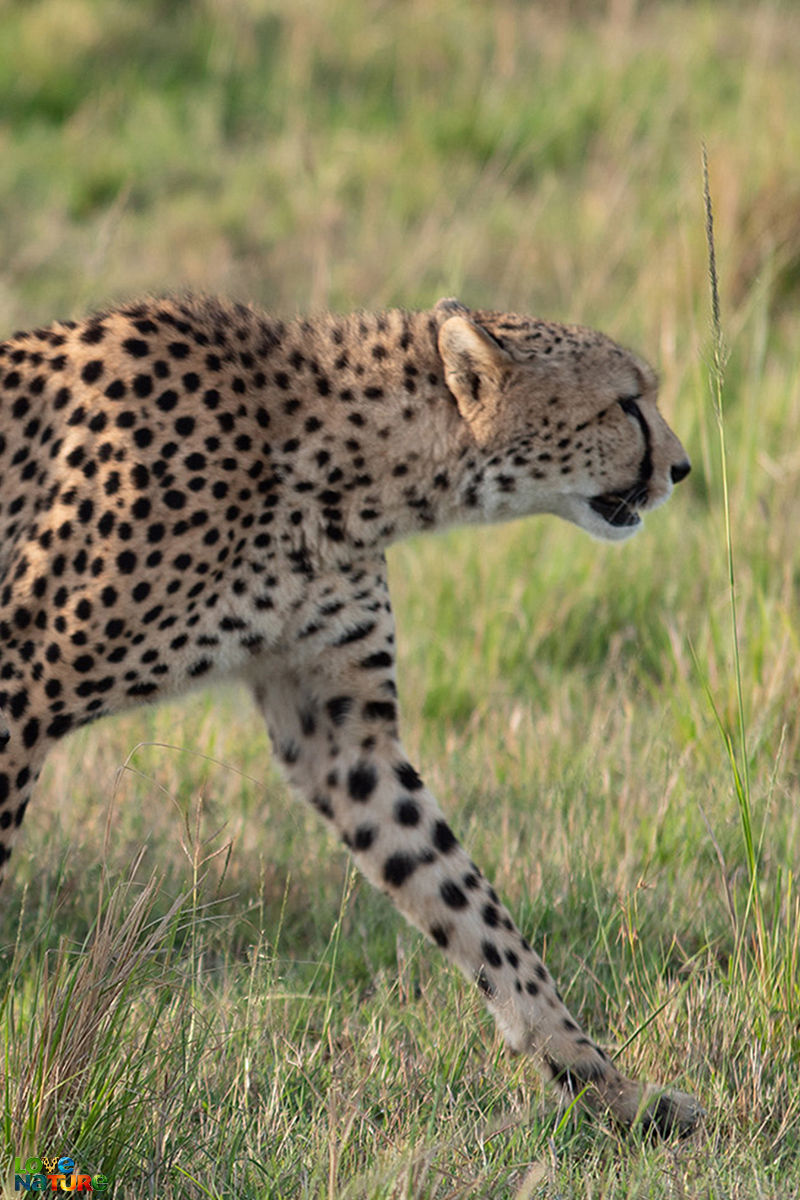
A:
[436,299,690,542]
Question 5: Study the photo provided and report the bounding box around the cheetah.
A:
[0,294,700,1136]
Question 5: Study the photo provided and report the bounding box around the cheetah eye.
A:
[618,394,642,418]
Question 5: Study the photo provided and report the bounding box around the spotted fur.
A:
[0,294,699,1135]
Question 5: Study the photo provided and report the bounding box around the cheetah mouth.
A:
[588,491,644,528]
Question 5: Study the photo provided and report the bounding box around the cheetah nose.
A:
[670,460,691,484]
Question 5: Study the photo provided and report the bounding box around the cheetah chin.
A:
[549,491,646,542]
[558,471,685,542]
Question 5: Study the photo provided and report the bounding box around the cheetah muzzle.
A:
[0,294,698,1138]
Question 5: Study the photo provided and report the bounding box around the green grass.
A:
[1,0,800,1195]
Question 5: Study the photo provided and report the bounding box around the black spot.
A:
[311,794,333,819]
[430,924,449,948]
[475,967,495,997]
[156,389,179,412]
[128,681,159,698]
[48,713,75,739]
[89,412,108,433]
[334,621,375,646]
[360,651,393,670]
[123,337,150,358]
[347,762,377,802]
[394,798,420,826]
[22,718,40,749]
[482,903,500,927]
[279,740,300,764]
[77,498,94,525]
[362,700,396,723]
[133,373,153,398]
[13,608,31,631]
[81,360,104,384]
[105,379,126,400]
[383,852,417,887]
[481,939,502,968]
[394,762,423,791]
[353,824,376,852]
[432,820,457,853]
[299,709,316,736]
[440,880,468,909]
[117,551,137,573]
[326,696,353,726]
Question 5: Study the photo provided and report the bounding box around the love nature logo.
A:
[12,1153,111,1193]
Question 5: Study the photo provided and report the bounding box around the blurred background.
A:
[1,0,798,337]
[1,2,799,1195]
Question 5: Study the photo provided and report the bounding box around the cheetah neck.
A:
[270,307,484,553]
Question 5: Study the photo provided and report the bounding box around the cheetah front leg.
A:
[248,567,700,1137]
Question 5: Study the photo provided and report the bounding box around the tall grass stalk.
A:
[701,146,766,977]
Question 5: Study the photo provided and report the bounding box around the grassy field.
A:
[2,0,800,1195]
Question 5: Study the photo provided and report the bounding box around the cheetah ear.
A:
[434,296,471,319]
[437,315,512,442]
